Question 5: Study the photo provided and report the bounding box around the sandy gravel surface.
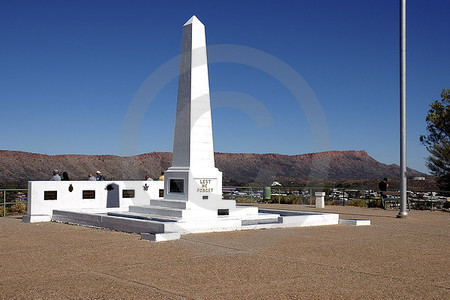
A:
[0,205,448,299]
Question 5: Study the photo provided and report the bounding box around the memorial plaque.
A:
[202,196,208,200]
[122,189,135,198]
[170,179,184,193]
[82,190,96,199]
[159,189,164,197]
[217,209,229,216]
[44,191,57,200]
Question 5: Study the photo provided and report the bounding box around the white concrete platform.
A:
[22,214,52,223]
[50,207,340,241]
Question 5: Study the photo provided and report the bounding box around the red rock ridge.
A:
[0,150,424,184]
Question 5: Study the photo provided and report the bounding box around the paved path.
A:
[0,205,448,299]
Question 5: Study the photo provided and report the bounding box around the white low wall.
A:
[23,180,164,223]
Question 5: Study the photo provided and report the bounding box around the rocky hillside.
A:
[0,150,425,185]
[215,150,426,184]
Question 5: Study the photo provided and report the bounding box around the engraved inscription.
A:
[197,179,213,193]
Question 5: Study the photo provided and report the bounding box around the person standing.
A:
[96,171,105,181]
[378,178,389,192]
[50,169,61,181]
[61,172,70,181]
[378,178,389,209]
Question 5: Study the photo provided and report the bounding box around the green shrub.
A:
[368,199,383,208]
[235,196,254,203]
[269,195,311,205]
[0,206,4,216]
[280,196,298,204]
[325,200,339,206]
[345,199,368,207]
[8,203,27,215]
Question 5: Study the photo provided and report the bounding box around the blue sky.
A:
[1,0,449,174]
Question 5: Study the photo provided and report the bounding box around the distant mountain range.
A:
[0,150,426,186]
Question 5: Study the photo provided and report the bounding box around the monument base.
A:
[163,166,263,221]
[49,205,339,241]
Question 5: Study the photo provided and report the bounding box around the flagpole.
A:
[398,0,408,218]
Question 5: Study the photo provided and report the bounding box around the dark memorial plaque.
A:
[44,191,57,200]
[170,179,184,193]
[82,190,96,199]
[218,209,229,216]
[122,189,135,198]
[159,189,164,197]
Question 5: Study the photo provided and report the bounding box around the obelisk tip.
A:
[184,15,203,26]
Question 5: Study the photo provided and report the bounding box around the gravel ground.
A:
[0,205,448,299]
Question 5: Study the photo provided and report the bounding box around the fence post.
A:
[263,186,271,203]
[315,192,325,208]
[2,190,6,217]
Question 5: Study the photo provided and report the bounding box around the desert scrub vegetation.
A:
[345,199,368,207]
[269,195,313,205]
[235,196,255,203]
[8,203,27,215]
[368,199,383,208]
[325,200,339,206]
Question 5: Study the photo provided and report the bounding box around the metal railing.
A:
[0,189,28,217]
[223,186,449,211]
[0,187,448,217]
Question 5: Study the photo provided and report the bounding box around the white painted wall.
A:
[23,181,164,223]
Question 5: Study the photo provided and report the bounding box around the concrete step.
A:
[129,205,183,218]
[52,210,166,234]
[53,210,102,227]
[339,219,371,226]
[107,211,180,222]
[241,216,281,226]
[141,232,181,242]
[150,199,187,209]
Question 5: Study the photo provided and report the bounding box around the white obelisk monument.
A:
[23,16,341,237]
[163,16,235,219]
